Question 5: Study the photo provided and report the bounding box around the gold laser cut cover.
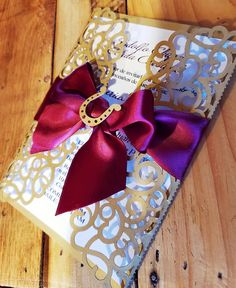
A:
[1,8,236,288]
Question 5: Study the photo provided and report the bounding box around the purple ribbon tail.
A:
[147,110,209,180]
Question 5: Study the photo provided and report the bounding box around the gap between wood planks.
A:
[39,1,57,287]
[37,1,141,288]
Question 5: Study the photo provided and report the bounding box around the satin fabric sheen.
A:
[31,63,209,215]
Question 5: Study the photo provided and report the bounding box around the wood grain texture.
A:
[53,0,91,77]
[45,1,104,287]
[0,0,56,287]
[1,0,236,288]
[127,1,236,287]
[45,3,131,288]
[127,0,236,30]
[0,204,42,288]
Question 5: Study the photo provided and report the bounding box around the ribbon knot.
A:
[31,63,209,215]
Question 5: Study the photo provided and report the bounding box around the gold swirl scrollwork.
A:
[67,24,236,287]
[136,40,176,91]
[137,26,236,119]
[60,8,127,87]
[1,8,127,205]
[69,153,179,287]
[1,123,92,205]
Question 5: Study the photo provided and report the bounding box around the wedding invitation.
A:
[1,8,236,288]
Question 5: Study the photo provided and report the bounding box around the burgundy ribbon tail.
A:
[56,89,156,215]
[55,126,127,215]
[30,63,209,215]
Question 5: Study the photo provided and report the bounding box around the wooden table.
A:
[1,1,236,287]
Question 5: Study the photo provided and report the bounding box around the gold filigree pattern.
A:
[0,123,92,205]
[1,8,127,205]
[137,26,236,118]
[66,24,236,288]
[61,8,127,87]
[70,153,179,287]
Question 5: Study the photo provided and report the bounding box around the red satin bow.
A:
[31,63,209,215]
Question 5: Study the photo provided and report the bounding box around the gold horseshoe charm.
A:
[79,85,121,127]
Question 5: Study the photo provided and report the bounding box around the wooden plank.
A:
[53,0,91,77]
[127,0,236,30]
[45,2,131,288]
[0,205,42,288]
[45,1,104,287]
[0,0,56,287]
[127,1,236,287]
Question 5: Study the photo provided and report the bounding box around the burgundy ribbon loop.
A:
[31,63,209,215]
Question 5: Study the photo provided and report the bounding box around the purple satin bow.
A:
[31,63,209,215]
